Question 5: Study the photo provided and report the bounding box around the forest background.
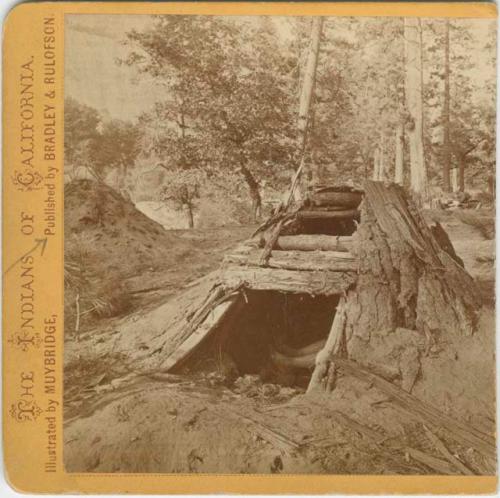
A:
[65,15,496,228]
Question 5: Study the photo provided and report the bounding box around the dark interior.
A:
[187,290,339,387]
[294,216,359,236]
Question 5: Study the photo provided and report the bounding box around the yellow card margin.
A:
[3,2,498,494]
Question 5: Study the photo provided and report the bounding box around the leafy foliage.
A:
[64,97,142,187]
[122,16,299,220]
[66,15,496,220]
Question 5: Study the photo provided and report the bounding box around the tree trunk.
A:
[346,181,480,356]
[458,155,465,192]
[240,162,262,223]
[225,249,357,272]
[395,23,406,187]
[451,167,459,193]
[394,120,404,185]
[297,17,323,189]
[221,266,356,296]
[442,19,452,193]
[404,18,428,202]
[119,162,127,190]
[257,234,353,252]
[309,182,481,392]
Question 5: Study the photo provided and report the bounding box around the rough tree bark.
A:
[221,266,356,296]
[308,181,481,392]
[404,18,429,202]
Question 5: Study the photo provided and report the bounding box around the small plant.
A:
[65,233,132,337]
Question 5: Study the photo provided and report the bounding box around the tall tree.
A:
[297,17,323,190]
[123,16,297,222]
[91,119,142,191]
[441,19,452,192]
[395,18,406,186]
[394,120,404,184]
[64,97,101,180]
[404,18,428,201]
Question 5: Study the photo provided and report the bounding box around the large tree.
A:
[91,118,142,190]
[64,97,142,188]
[123,16,297,222]
[424,18,495,193]
[64,97,101,180]
[404,18,428,201]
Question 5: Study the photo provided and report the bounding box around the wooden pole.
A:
[296,17,323,193]
[307,296,346,393]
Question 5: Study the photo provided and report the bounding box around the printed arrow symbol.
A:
[3,238,48,275]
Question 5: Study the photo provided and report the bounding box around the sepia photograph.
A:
[62,14,496,475]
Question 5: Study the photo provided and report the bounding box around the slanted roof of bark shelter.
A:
[127,181,480,380]
[156,184,365,371]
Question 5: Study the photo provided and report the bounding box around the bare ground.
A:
[63,204,496,475]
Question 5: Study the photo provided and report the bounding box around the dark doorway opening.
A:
[185,290,339,388]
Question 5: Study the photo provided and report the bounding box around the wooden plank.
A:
[221,266,356,296]
[307,296,347,393]
[335,357,497,459]
[162,294,241,371]
[261,234,354,252]
[224,249,357,272]
[297,209,359,220]
[310,191,363,208]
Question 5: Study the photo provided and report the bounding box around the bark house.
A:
[160,181,480,390]
[155,180,493,463]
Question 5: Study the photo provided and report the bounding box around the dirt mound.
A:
[65,179,192,278]
[64,179,202,335]
[63,180,262,346]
